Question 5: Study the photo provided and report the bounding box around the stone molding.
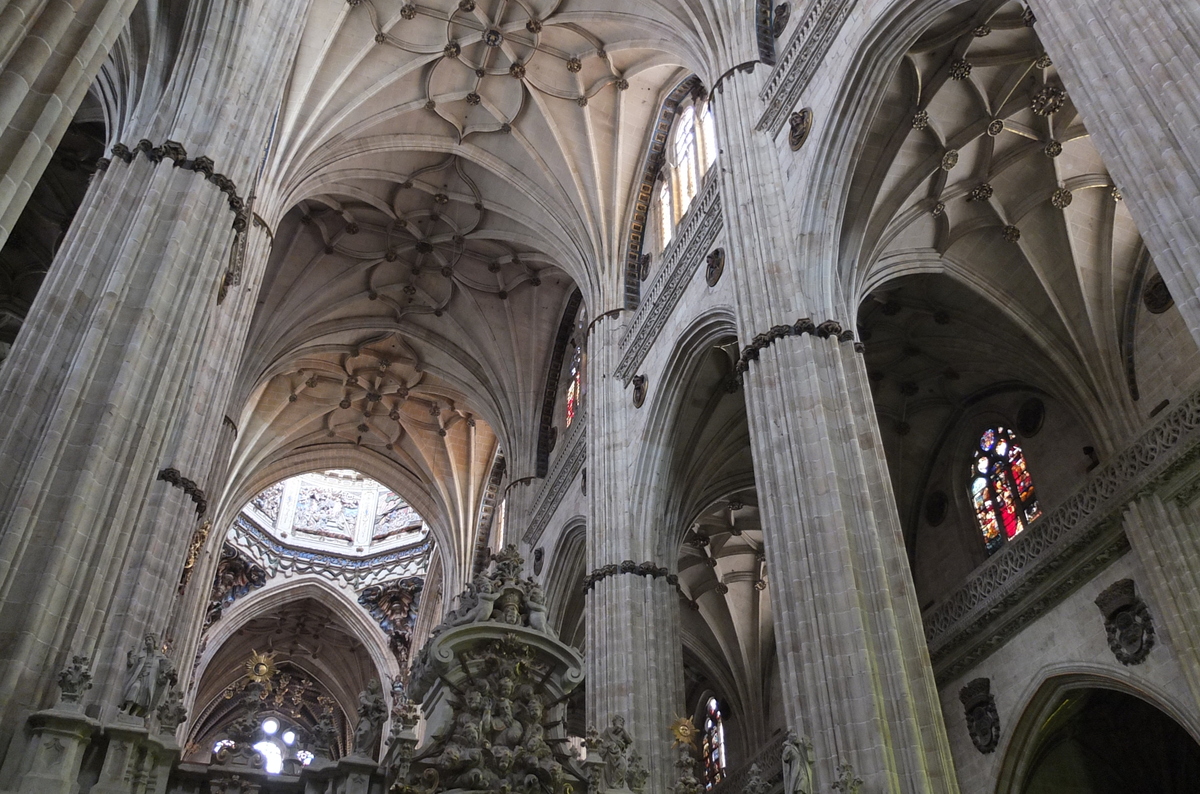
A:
[616,173,723,382]
[923,386,1200,683]
[98,140,249,232]
[756,0,857,135]
[521,416,586,546]
[157,467,208,517]
[735,317,857,377]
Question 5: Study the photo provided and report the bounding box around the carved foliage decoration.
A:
[205,543,268,629]
[359,577,424,664]
[958,678,1000,754]
[1095,578,1155,665]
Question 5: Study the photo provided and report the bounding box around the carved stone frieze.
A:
[617,173,723,381]
[1095,579,1155,665]
[757,0,856,134]
[958,678,1000,754]
[522,418,585,546]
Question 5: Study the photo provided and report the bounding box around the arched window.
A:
[656,98,719,252]
[565,343,582,427]
[970,427,1041,555]
[701,696,727,788]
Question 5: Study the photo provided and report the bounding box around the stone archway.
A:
[996,673,1200,793]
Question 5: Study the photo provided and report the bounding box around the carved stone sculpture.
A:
[832,764,863,794]
[781,730,814,794]
[156,686,188,734]
[311,708,340,759]
[57,655,93,705]
[628,749,649,793]
[788,108,814,151]
[958,677,1000,753]
[399,547,584,794]
[742,763,769,794]
[354,678,388,758]
[601,715,634,788]
[120,634,175,717]
[670,744,703,794]
[1095,579,1155,665]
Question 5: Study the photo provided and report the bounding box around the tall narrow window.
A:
[658,181,674,246]
[564,344,582,427]
[674,106,699,217]
[702,697,726,788]
[699,105,717,170]
[970,427,1041,555]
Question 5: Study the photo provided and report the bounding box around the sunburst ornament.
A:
[670,715,698,748]
[246,650,278,685]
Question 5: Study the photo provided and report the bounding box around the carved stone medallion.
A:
[1143,273,1174,314]
[788,108,813,151]
[705,248,725,286]
[632,374,648,408]
[958,678,1000,754]
[1095,579,1155,665]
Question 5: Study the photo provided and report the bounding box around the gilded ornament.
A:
[1035,53,1053,68]
[566,57,582,73]
[669,715,698,747]
[400,4,416,19]
[246,649,278,685]
[1043,140,1063,157]
[1111,186,1123,202]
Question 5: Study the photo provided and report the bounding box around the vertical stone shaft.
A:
[711,72,958,792]
[0,0,307,750]
[586,315,684,793]
[1123,494,1200,707]
[1027,0,1200,338]
[0,0,139,248]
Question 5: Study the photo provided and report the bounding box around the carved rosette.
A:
[1095,579,1155,665]
[958,677,1000,754]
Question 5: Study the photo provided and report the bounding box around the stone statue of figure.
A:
[526,579,553,635]
[354,678,388,758]
[120,634,171,717]
[601,715,634,788]
[781,730,815,794]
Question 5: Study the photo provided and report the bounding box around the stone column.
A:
[710,71,959,793]
[585,313,685,794]
[1123,494,1200,706]
[0,0,309,756]
[1026,0,1200,339]
[0,0,139,248]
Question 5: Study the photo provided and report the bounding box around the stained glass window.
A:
[565,345,582,427]
[971,427,1041,555]
[702,697,726,788]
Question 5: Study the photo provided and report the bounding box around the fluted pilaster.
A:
[0,0,307,755]
[1027,0,1200,340]
[585,314,685,794]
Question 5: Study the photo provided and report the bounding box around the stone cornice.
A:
[735,317,859,379]
[924,386,1200,684]
[615,173,723,382]
[98,139,249,232]
[521,415,587,547]
[756,0,857,135]
[583,559,698,609]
